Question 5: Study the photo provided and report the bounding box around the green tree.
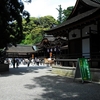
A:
[62,6,74,21]
[56,5,63,24]
[21,16,58,45]
[56,5,74,23]
[0,0,30,48]
[39,15,58,28]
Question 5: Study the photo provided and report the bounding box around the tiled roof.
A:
[6,44,34,53]
[45,0,100,33]
[45,8,99,32]
[83,0,100,7]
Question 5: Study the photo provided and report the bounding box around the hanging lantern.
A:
[54,47,56,52]
[47,48,49,52]
[50,48,53,52]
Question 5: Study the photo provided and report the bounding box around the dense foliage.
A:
[0,0,30,48]
[0,0,73,48]
[21,5,74,45]
[62,6,74,21]
[21,16,58,45]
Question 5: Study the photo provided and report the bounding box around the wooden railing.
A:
[54,58,78,67]
[55,52,100,59]
[54,52,100,68]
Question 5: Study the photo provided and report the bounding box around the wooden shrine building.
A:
[37,34,68,59]
[6,44,34,58]
[44,0,100,68]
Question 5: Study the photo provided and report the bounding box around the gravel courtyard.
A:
[0,64,100,100]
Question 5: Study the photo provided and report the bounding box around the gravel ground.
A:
[0,64,100,100]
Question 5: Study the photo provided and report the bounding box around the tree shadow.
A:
[0,65,100,100]
[0,66,48,77]
[24,75,100,100]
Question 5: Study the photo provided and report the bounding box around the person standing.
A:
[36,57,40,66]
[27,58,31,67]
[12,58,15,68]
[16,58,19,68]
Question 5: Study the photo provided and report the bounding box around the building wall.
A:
[69,24,97,40]
[68,23,98,58]
[82,38,90,58]
[69,29,80,40]
[82,24,97,37]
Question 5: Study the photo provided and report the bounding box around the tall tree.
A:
[0,0,30,48]
[56,5,74,23]
[56,5,63,24]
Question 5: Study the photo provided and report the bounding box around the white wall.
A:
[82,38,90,58]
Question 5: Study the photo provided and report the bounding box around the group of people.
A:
[4,57,50,68]
[22,57,40,66]
[5,58,22,68]
[10,58,41,68]
[34,57,40,65]
[11,58,20,68]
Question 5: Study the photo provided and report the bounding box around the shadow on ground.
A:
[0,66,100,100]
[0,66,48,77]
[24,74,100,100]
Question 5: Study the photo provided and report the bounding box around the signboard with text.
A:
[74,58,91,83]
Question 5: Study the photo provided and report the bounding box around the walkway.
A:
[0,64,100,100]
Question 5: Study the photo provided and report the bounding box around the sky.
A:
[24,0,76,19]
